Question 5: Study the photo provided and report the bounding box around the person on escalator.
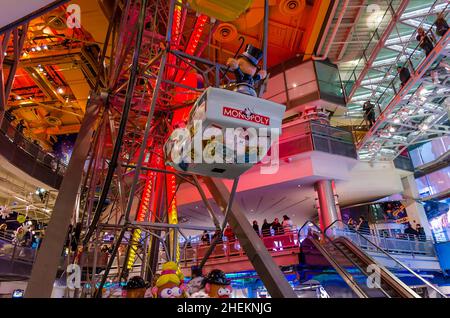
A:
[434,13,449,37]
[397,65,411,87]
[363,100,376,127]
[416,27,436,57]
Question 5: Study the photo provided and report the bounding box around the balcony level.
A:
[0,119,65,190]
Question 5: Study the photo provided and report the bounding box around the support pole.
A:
[203,177,297,298]
[314,180,341,231]
[25,101,99,298]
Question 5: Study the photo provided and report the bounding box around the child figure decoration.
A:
[152,261,186,298]
[226,44,267,97]
[204,269,232,298]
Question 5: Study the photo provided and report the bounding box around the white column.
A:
[401,175,432,238]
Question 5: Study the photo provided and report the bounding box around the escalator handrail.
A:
[324,220,447,298]
[298,221,369,298]
[334,236,420,298]
[298,220,392,298]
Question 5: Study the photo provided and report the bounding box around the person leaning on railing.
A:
[261,219,272,237]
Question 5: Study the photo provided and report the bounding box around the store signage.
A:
[395,217,409,224]
[222,107,270,126]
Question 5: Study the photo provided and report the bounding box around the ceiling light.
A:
[31,47,36,52]
[43,45,48,50]
[419,123,429,131]
[389,126,396,132]
[57,87,64,94]
[393,118,400,124]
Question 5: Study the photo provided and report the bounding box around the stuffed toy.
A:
[226,44,267,97]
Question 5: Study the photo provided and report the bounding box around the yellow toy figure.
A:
[226,44,267,97]
[204,269,232,298]
[152,261,186,298]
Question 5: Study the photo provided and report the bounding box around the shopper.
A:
[434,13,449,37]
[252,220,260,236]
[404,223,419,240]
[416,224,426,242]
[271,218,284,236]
[282,215,293,233]
[356,216,370,235]
[16,119,25,134]
[201,230,210,245]
[224,225,236,242]
[211,229,223,243]
[363,100,376,127]
[397,65,411,87]
[261,219,272,237]
[347,218,356,231]
[416,27,435,56]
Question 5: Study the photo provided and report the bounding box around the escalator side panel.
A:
[334,237,420,298]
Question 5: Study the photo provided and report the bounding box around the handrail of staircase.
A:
[324,220,447,298]
[297,220,373,298]
[373,4,449,111]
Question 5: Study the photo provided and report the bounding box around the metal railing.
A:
[0,236,37,270]
[348,4,449,146]
[280,120,358,159]
[324,220,447,298]
[170,230,300,267]
[329,227,435,256]
[0,117,66,187]
[342,0,402,96]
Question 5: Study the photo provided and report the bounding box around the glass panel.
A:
[263,73,285,100]
[416,166,450,197]
[314,61,345,104]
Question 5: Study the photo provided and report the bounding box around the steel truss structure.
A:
[340,1,450,161]
[25,0,297,298]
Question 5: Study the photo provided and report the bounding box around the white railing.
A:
[328,227,436,257]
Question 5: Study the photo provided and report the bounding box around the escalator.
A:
[299,223,421,298]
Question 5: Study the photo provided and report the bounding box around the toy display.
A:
[152,261,186,298]
[164,87,285,179]
[226,44,267,97]
[204,269,232,298]
[123,276,148,298]
[186,266,208,298]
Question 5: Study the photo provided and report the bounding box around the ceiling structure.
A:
[1,0,108,150]
[320,0,449,162]
[0,162,57,223]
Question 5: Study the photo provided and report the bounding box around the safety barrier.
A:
[174,230,300,267]
[0,118,66,189]
[327,227,436,257]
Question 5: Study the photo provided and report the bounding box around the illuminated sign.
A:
[222,107,270,126]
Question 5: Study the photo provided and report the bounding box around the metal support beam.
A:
[203,177,297,298]
[25,100,99,298]
[347,0,410,100]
